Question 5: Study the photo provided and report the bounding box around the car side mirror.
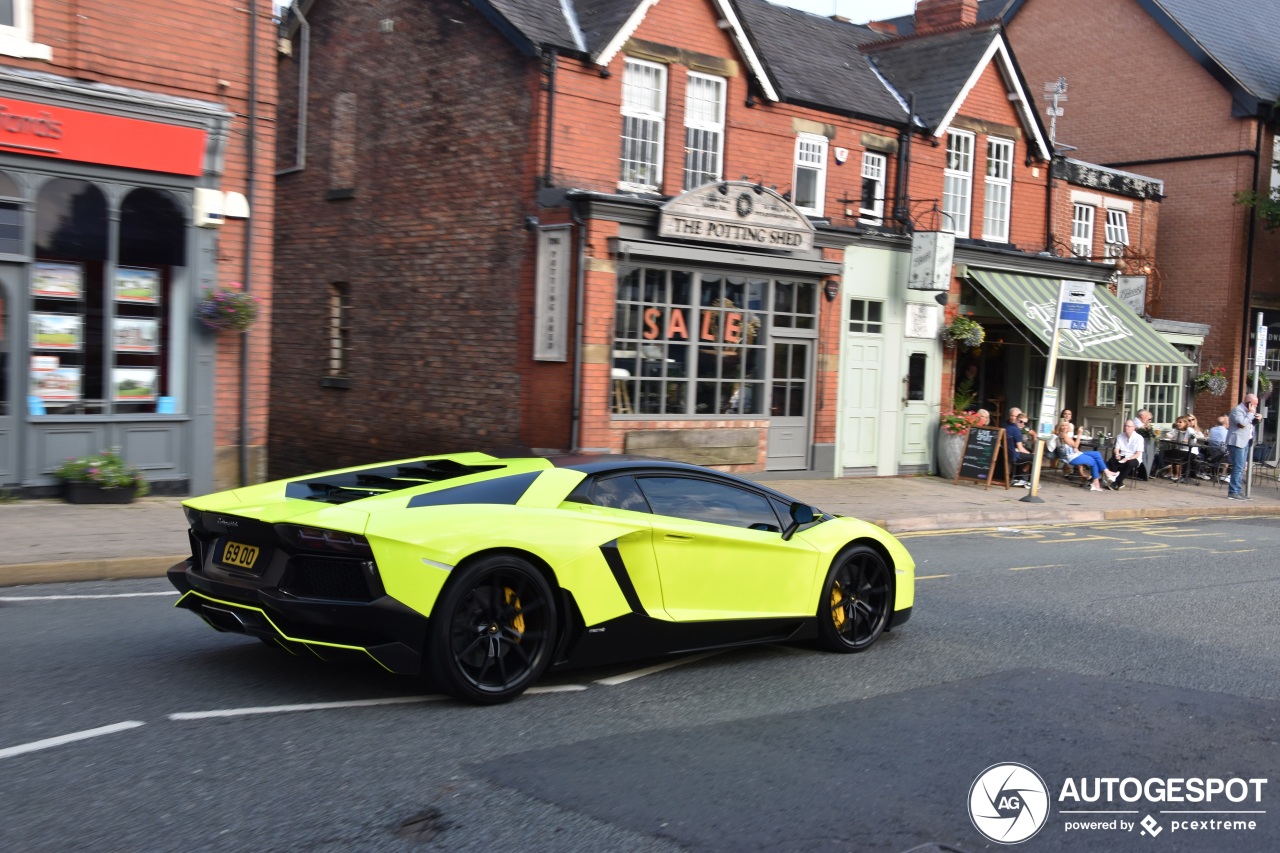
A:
[781,501,816,541]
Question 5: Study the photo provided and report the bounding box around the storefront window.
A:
[30,179,184,415]
[0,170,22,255]
[614,266,815,417]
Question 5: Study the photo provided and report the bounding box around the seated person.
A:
[1204,414,1230,477]
[1208,415,1229,447]
[975,408,991,426]
[1104,419,1145,490]
[1160,415,1198,479]
[1005,408,1032,486]
[1054,422,1109,492]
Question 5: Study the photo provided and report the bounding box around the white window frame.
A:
[942,130,974,236]
[792,133,827,216]
[1071,204,1095,258]
[1096,362,1118,407]
[0,1,50,60]
[982,137,1014,242]
[1142,365,1181,425]
[859,152,886,223]
[1104,208,1129,258]
[618,58,667,193]
[682,72,725,190]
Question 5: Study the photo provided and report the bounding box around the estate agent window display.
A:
[28,178,184,416]
[613,265,817,418]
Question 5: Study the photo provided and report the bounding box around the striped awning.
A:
[968,269,1193,367]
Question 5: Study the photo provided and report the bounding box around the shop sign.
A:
[907,231,955,291]
[1057,280,1094,331]
[533,225,571,361]
[658,181,814,252]
[1116,275,1147,315]
[0,96,206,176]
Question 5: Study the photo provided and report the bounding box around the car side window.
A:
[590,475,651,512]
[635,476,782,530]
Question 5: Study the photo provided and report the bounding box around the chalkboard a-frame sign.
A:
[954,427,1009,490]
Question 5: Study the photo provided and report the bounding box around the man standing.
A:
[1105,419,1144,490]
[1226,393,1259,500]
[1005,408,1031,487]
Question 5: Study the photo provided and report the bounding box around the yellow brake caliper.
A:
[504,587,525,638]
[831,580,845,629]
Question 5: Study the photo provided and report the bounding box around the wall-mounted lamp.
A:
[745,93,756,108]
[934,292,948,306]
[824,278,840,301]
[524,215,540,231]
[717,182,729,195]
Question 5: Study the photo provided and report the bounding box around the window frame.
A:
[1105,208,1130,257]
[618,58,667,193]
[792,133,828,216]
[847,298,884,335]
[1072,203,1095,258]
[0,1,50,60]
[942,130,974,236]
[859,151,886,223]
[326,283,350,380]
[982,136,1014,242]
[682,71,725,190]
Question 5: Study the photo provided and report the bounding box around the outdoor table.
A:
[1157,436,1213,484]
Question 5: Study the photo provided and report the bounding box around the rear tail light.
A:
[276,524,373,557]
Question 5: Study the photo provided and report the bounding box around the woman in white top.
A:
[1054,422,1109,491]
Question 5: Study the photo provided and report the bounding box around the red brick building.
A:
[962,0,1280,440]
[0,0,277,493]
[270,0,1184,478]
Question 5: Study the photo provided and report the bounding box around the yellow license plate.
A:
[220,541,260,570]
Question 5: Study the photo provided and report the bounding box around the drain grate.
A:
[393,807,451,844]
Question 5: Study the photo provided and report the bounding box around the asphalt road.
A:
[1,516,1277,852]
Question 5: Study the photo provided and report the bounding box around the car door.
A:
[633,474,821,621]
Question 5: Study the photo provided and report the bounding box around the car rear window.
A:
[406,471,540,508]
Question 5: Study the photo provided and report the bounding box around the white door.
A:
[841,337,882,469]
[899,346,933,470]
[766,338,812,470]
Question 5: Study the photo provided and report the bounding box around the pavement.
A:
[2,469,1279,587]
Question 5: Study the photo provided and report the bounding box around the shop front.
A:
[574,182,842,472]
[0,73,233,493]
[962,267,1194,432]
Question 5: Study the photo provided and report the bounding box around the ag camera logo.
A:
[970,763,1050,844]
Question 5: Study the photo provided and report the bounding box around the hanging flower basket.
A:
[940,315,985,349]
[1246,369,1273,397]
[197,282,260,333]
[1193,366,1228,397]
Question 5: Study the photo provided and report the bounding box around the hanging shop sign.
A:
[0,96,206,176]
[658,181,814,252]
[1115,275,1147,316]
[907,231,955,291]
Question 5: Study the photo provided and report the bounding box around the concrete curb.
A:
[2,556,185,587]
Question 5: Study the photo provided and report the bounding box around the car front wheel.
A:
[427,554,556,704]
[816,545,892,653]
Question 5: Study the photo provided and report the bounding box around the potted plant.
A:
[1193,365,1229,396]
[54,449,151,504]
[940,315,985,349]
[937,409,983,479]
[196,281,261,333]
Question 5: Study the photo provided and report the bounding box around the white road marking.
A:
[0,592,178,602]
[0,721,145,760]
[525,684,588,694]
[595,651,725,686]
[168,695,446,719]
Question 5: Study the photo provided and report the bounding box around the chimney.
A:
[914,0,979,33]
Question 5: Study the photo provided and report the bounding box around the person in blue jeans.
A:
[1226,393,1259,500]
[1005,407,1032,486]
[1054,422,1109,491]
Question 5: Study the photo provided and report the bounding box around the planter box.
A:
[64,482,137,504]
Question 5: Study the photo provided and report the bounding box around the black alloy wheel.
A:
[816,544,892,653]
[427,554,556,704]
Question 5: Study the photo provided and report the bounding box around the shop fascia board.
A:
[610,237,841,276]
[0,66,231,130]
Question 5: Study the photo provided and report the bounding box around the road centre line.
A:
[169,696,447,719]
[0,591,178,602]
[1009,564,1066,572]
[916,573,951,580]
[0,721,145,761]
[595,650,725,686]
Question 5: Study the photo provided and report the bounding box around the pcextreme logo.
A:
[969,763,1050,844]
[969,764,1270,844]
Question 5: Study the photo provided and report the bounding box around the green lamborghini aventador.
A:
[168,453,915,704]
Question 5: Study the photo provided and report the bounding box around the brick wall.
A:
[1007,0,1280,398]
[270,0,540,477]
